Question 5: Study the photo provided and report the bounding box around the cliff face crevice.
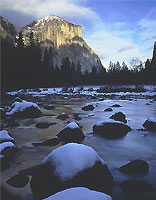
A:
[21,16,103,73]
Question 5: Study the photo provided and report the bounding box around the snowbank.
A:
[43,187,112,200]
[42,143,105,181]
[0,130,15,142]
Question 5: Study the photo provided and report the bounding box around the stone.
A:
[57,122,85,143]
[57,113,69,121]
[104,108,113,112]
[120,179,155,193]
[111,104,121,107]
[93,120,131,139]
[73,113,82,121]
[44,104,55,110]
[82,104,95,111]
[7,174,29,188]
[119,160,149,175]
[30,143,113,199]
[143,117,156,131]
[35,122,50,129]
[110,112,127,123]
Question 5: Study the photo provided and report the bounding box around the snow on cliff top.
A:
[42,143,105,181]
[6,100,40,116]
[43,187,112,200]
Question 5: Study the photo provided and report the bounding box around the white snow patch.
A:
[66,122,79,129]
[6,100,41,116]
[42,143,105,181]
[0,130,15,142]
[95,119,124,126]
[43,187,112,200]
[0,142,15,153]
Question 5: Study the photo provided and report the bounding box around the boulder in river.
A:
[35,122,50,129]
[0,130,15,143]
[111,104,121,108]
[143,117,156,131]
[57,113,69,121]
[44,104,55,110]
[93,119,131,139]
[110,112,127,123]
[57,122,85,143]
[7,174,29,188]
[104,108,113,112]
[82,103,95,111]
[6,100,41,118]
[119,159,149,175]
[30,143,113,199]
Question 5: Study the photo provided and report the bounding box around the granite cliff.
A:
[21,16,103,73]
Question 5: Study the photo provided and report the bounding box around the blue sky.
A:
[1,0,156,68]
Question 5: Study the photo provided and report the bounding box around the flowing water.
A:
[1,92,156,200]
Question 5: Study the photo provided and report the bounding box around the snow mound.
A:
[0,130,15,142]
[6,100,41,116]
[43,187,112,200]
[66,122,79,129]
[0,142,15,153]
[42,143,105,181]
[95,119,124,126]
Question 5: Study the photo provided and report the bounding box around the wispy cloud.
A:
[118,44,136,53]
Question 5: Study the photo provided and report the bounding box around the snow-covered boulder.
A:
[93,119,131,138]
[43,187,112,200]
[57,122,85,143]
[30,143,113,199]
[82,103,95,111]
[119,160,149,175]
[44,104,55,110]
[109,112,127,123]
[6,100,41,118]
[57,112,69,120]
[0,142,16,154]
[0,130,15,143]
[143,117,156,131]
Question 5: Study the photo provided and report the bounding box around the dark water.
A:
[1,96,156,200]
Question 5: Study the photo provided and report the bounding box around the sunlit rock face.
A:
[21,16,103,73]
[0,16,16,42]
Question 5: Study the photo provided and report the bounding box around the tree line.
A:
[1,32,156,91]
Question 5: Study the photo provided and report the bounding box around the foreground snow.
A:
[6,100,41,116]
[43,187,112,200]
[42,143,105,181]
[0,130,15,142]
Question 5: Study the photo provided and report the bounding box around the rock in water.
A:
[35,122,50,129]
[30,143,113,199]
[7,174,29,188]
[82,103,95,111]
[109,112,127,123]
[6,100,41,118]
[44,104,55,110]
[93,119,131,139]
[43,187,112,200]
[57,122,85,143]
[57,113,69,120]
[104,108,113,112]
[119,160,149,175]
[111,104,121,108]
[143,117,156,131]
[120,179,155,193]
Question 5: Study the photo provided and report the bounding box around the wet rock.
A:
[146,103,151,105]
[119,160,149,175]
[57,113,69,120]
[110,112,127,123]
[30,143,113,199]
[82,104,95,111]
[6,100,41,118]
[143,117,156,131]
[44,104,55,110]
[7,174,29,188]
[104,108,113,112]
[33,138,60,146]
[35,122,50,129]
[73,113,82,121]
[120,179,155,193]
[57,122,85,143]
[93,120,131,139]
[111,104,121,107]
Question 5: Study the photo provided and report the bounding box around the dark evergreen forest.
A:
[1,32,156,91]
